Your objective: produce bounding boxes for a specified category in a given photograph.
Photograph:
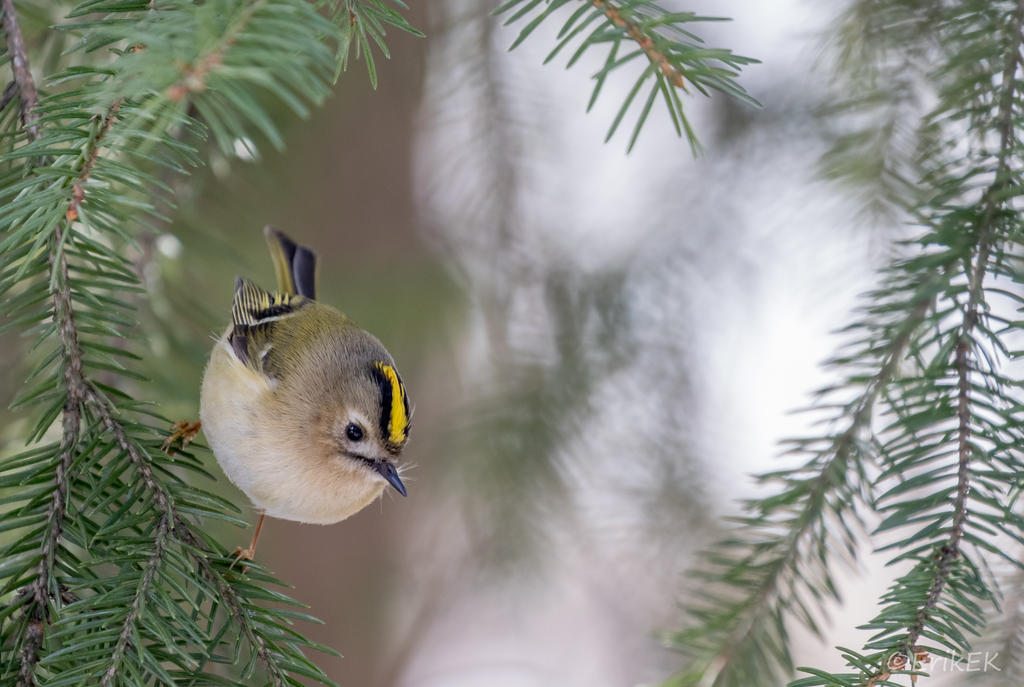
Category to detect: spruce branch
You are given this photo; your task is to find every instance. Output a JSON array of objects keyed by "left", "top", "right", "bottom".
[
  {"left": 164, "top": 0, "right": 261, "bottom": 103},
  {"left": 100, "top": 513, "right": 171, "bottom": 687},
  {"left": 2, "top": 13, "right": 132, "bottom": 679},
  {"left": 66, "top": 100, "right": 122, "bottom": 224},
  {"left": 497, "top": 0, "right": 758, "bottom": 152},
  {"left": 18, "top": 225, "right": 82, "bottom": 687},
  {"left": 333, "top": 0, "right": 423, "bottom": 89},
  {"left": 1, "top": 1, "right": 382, "bottom": 684},
  {"left": 864, "top": 3, "right": 1024, "bottom": 679},
  {"left": 1, "top": 80, "right": 18, "bottom": 112},
  {"left": 669, "top": 2, "right": 1024, "bottom": 684},
  {"left": 868, "top": 334, "right": 979, "bottom": 686},
  {"left": 665, "top": 288, "right": 938, "bottom": 687},
  {"left": 86, "top": 383, "right": 289, "bottom": 685},
  {"left": 969, "top": 0, "right": 1024, "bottom": 306},
  {"left": 817, "top": 0, "right": 939, "bottom": 224},
  {"left": 1, "top": 4, "right": 78, "bottom": 683},
  {"left": 589, "top": 0, "right": 685, "bottom": 88},
  {"left": 0, "top": 0, "right": 38, "bottom": 139},
  {"left": 782, "top": 2, "right": 1024, "bottom": 686}
]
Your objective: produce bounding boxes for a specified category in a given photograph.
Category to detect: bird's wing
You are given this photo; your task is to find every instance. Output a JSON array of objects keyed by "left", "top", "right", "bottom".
[
  {"left": 228, "top": 277, "right": 309, "bottom": 372},
  {"left": 264, "top": 226, "right": 317, "bottom": 299}
]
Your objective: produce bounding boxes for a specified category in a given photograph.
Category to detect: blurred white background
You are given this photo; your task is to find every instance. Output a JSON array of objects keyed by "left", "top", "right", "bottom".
[{"left": 392, "top": 2, "right": 891, "bottom": 685}]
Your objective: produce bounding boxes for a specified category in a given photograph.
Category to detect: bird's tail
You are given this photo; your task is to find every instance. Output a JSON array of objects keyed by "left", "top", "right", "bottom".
[{"left": 263, "top": 225, "right": 317, "bottom": 299}]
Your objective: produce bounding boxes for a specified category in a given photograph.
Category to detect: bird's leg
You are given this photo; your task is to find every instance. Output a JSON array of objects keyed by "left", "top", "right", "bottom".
[
  {"left": 161, "top": 420, "right": 202, "bottom": 455},
  {"left": 230, "top": 512, "right": 265, "bottom": 569}
]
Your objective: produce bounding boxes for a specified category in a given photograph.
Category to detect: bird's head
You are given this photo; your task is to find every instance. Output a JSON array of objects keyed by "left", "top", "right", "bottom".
[{"left": 325, "top": 359, "right": 411, "bottom": 497}]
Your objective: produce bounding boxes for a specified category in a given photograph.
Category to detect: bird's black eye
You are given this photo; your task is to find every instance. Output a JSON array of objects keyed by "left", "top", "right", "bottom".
[{"left": 346, "top": 423, "right": 364, "bottom": 442}]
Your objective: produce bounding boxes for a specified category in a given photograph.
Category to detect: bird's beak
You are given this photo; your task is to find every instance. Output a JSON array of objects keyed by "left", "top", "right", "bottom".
[{"left": 374, "top": 461, "right": 407, "bottom": 497}]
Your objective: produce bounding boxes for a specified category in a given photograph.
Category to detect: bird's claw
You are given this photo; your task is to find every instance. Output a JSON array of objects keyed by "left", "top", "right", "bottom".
[
  {"left": 162, "top": 420, "right": 202, "bottom": 455},
  {"left": 229, "top": 546, "right": 255, "bottom": 572}
]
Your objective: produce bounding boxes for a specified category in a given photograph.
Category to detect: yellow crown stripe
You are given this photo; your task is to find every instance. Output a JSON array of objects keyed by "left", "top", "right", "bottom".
[{"left": 376, "top": 362, "right": 408, "bottom": 444}]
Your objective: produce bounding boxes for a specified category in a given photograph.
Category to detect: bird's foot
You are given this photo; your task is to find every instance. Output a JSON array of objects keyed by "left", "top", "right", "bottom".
[
  {"left": 229, "top": 546, "right": 255, "bottom": 571},
  {"left": 228, "top": 512, "right": 265, "bottom": 571},
  {"left": 162, "top": 420, "right": 202, "bottom": 455}
]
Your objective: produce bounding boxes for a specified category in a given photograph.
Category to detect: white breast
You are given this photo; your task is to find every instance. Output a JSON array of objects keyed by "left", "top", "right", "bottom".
[{"left": 199, "top": 339, "right": 386, "bottom": 524}]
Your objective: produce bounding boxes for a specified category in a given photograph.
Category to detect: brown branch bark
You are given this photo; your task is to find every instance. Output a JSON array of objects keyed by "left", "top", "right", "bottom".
[
  {"left": 66, "top": 100, "right": 122, "bottom": 222},
  {"left": 1, "top": 0, "right": 39, "bottom": 138},
  {"left": 18, "top": 230, "right": 85, "bottom": 687}
]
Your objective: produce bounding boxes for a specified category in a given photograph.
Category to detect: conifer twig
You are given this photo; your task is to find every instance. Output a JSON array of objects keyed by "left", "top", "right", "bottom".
[
  {"left": 0, "top": 80, "right": 17, "bottom": 111},
  {"left": 86, "top": 387, "right": 287, "bottom": 685},
  {"left": 2, "top": 3, "right": 294, "bottom": 681},
  {"left": 1, "top": 0, "right": 39, "bottom": 139},
  {"left": 19, "top": 226, "right": 86, "bottom": 687},
  {"left": 590, "top": 0, "right": 686, "bottom": 89},
  {"left": 864, "top": 2, "right": 1024, "bottom": 681},
  {"left": 1, "top": 2, "right": 391, "bottom": 684},
  {"left": 1, "top": 3, "right": 80, "bottom": 684},
  {"left": 66, "top": 99, "right": 122, "bottom": 222},
  {"left": 908, "top": 0, "right": 1023, "bottom": 651},
  {"left": 166, "top": 0, "right": 263, "bottom": 101},
  {"left": 100, "top": 514, "right": 172, "bottom": 687},
  {"left": 686, "top": 290, "right": 936, "bottom": 685},
  {"left": 499, "top": 0, "right": 757, "bottom": 152}
]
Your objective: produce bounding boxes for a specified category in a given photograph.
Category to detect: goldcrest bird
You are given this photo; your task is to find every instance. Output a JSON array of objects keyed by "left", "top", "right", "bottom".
[{"left": 197, "top": 227, "right": 411, "bottom": 558}]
